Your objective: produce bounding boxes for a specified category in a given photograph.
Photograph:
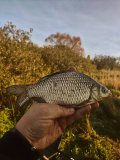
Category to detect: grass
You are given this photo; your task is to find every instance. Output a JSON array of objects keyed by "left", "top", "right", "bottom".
[{"left": 89, "top": 70, "right": 120, "bottom": 90}]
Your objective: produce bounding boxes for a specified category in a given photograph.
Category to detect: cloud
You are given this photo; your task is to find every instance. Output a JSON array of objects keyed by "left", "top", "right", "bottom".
[{"left": 0, "top": 0, "right": 120, "bottom": 57}]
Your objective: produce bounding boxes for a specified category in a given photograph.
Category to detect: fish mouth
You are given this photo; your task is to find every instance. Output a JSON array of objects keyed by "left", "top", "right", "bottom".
[
  {"left": 108, "top": 92, "right": 112, "bottom": 97},
  {"left": 103, "top": 92, "right": 112, "bottom": 99}
]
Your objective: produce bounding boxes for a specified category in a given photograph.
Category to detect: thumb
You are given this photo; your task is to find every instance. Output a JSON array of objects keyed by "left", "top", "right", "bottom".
[{"left": 50, "top": 104, "right": 75, "bottom": 118}]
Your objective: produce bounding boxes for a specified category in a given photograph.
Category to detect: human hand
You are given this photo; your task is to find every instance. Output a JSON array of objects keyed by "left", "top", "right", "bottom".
[{"left": 16, "top": 102, "right": 99, "bottom": 150}]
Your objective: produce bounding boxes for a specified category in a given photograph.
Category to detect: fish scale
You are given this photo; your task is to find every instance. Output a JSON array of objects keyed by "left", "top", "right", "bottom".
[
  {"left": 6, "top": 71, "right": 112, "bottom": 108},
  {"left": 29, "top": 72, "right": 94, "bottom": 105}
]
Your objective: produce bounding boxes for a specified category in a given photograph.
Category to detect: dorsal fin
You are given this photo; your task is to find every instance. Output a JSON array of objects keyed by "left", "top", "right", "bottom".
[
  {"left": 37, "top": 70, "right": 76, "bottom": 83},
  {"left": 67, "top": 67, "right": 76, "bottom": 72}
]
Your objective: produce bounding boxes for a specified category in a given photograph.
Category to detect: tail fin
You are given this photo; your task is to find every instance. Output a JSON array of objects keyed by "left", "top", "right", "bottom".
[
  {"left": 6, "top": 85, "right": 26, "bottom": 96},
  {"left": 6, "top": 85, "right": 29, "bottom": 108}
]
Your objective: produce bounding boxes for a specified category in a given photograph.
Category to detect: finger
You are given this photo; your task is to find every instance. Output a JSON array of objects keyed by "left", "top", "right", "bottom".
[
  {"left": 49, "top": 104, "right": 75, "bottom": 118},
  {"left": 67, "top": 105, "right": 91, "bottom": 124},
  {"left": 91, "top": 102, "right": 99, "bottom": 110},
  {"left": 60, "top": 105, "right": 91, "bottom": 127},
  {"left": 57, "top": 118, "right": 68, "bottom": 131},
  {"left": 74, "top": 105, "right": 91, "bottom": 120}
]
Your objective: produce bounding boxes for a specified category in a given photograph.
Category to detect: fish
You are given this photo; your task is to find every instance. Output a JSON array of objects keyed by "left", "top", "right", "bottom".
[{"left": 6, "top": 70, "right": 112, "bottom": 109}]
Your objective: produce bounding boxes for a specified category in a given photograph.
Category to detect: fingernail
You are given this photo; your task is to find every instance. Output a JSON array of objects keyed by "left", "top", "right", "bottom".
[
  {"left": 87, "top": 105, "right": 91, "bottom": 111},
  {"left": 68, "top": 108, "right": 75, "bottom": 113}
]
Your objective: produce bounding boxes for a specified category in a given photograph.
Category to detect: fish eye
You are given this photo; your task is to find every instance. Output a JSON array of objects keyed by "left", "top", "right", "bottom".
[{"left": 101, "top": 87, "right": 107, "bottom": 93}]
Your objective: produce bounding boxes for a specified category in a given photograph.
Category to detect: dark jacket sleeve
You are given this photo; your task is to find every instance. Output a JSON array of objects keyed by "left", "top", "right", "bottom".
[{"left": 0, "top": 128, "right": 41, "bottom": 160}]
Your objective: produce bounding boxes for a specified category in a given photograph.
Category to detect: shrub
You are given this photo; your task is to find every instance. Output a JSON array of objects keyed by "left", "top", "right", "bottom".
[
  {"left": 0, "top": 108, "right": 16, "bottom": 138},
  {"left": 60, "top": 126, "right": 118, "bottom": 160}
]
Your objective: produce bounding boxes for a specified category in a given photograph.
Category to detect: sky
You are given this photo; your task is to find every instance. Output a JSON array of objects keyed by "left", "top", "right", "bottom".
[{"left": 0, "top": 0, "right": 120, "bottom": 57}]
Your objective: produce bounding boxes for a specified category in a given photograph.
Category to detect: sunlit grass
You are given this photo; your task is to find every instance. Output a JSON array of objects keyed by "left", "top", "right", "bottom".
[{"left": 89, "top": 70, "right": 120, "bottom": 90}]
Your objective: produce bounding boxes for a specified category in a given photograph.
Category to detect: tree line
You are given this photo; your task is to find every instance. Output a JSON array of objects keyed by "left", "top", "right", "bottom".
[
  {"left": 93, "top": 55, "right": 120, "bottom": 70},
  {"left": 0, "top": 22, "right": 119, "bottom": 89}
]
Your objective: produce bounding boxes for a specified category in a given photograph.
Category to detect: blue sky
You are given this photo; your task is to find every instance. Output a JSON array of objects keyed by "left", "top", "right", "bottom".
[{"left": 0, "top": 0, "right": 120, "bottom": 57}]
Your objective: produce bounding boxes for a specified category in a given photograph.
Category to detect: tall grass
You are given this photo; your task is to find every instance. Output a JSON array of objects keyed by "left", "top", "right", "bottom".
[{"left": 89, "top": 70, "right": 120, "bottom": 90}]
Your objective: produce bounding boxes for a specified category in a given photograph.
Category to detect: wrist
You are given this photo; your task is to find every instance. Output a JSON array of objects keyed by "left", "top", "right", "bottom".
[
  {"left": 14, "top": 128, "right": 59, "bottom": 159},
  {"left": 16, "top": 123, "right": 46, "bottom": 152},
  {"left": 16, "top": 123, "right": 48, "bottom": 150},
  {"left": 1, "top": 128, "right": 43, "bottom": 160},
  {"left": 12, "top": 128, "right": 40, "bottom": 153},
  {"left": 15, "top": 124, "right": 36, "bottom": 147}
]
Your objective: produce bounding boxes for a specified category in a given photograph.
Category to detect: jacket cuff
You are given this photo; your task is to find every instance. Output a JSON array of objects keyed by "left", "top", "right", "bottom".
[{"left": 0, "top": 128, "right": 42, "bottom": 160}]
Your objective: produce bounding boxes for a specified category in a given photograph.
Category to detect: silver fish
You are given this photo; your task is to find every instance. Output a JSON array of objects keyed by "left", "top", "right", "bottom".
[{"left": 6, "top": 71, "right": 112, "bottom": 108}]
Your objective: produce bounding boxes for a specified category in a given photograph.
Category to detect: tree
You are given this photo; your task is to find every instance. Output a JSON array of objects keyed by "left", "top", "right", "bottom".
[
  {"left": 93, "top": 55, "right": 117, "bottom": 70},
  {"left": 45, "top": 32, "right": 84, "bottom": 56},
  {"left": 115, "top": 57, "right": 120, "bottom": 70},
  {"left": 0, "top": 22, "right": 44, "bottom": 86},
  {"left": 40, "top": 45, "right": 96, "bottom": 73},
  {"left": 2, "top": 22, "right": 33, "bottom": 42}
]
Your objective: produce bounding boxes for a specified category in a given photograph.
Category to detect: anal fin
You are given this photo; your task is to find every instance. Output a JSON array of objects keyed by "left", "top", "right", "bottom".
[{"left": 16, "top": 92, "right": 29, "bottom": 109}]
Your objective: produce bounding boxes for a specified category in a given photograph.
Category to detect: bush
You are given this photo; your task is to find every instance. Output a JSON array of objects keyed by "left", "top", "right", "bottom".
[
  {"left": 60, "top": 126, "right": 118, "bottom": 160},
  {"left": 0, "top": 108, "right": 16, "bottom": 138}
]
